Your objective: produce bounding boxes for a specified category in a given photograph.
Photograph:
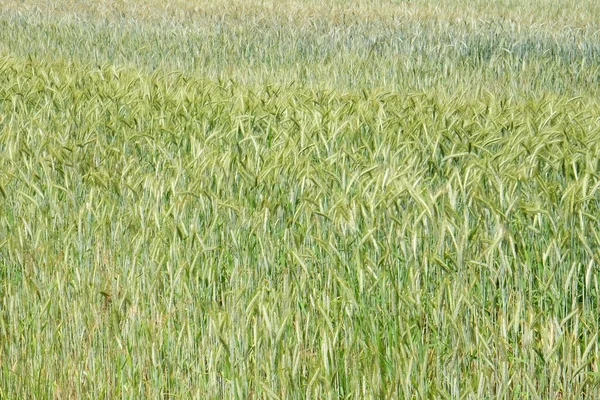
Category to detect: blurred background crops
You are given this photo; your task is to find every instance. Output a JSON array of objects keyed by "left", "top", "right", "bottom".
[
  {"left": 1, "top": 0, "right": 600, "bottom": 398},
  {"left": 2, "top": 0, "right": 600, "bottom": 94}
]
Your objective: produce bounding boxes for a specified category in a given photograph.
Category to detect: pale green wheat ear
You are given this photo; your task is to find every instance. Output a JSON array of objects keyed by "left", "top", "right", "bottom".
[{"left": 1, "top": 0, "right": 600, "bottom": 398}]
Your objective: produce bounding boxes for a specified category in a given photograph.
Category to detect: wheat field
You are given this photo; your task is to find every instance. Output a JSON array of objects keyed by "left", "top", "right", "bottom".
[{"left": 1, "top": 0, "right": 600, "bottom": 398}]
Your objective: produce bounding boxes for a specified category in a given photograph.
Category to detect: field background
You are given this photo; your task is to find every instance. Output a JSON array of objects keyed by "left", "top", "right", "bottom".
[{"left": 1, "top": 0, "right": 600, "bottom": 398}]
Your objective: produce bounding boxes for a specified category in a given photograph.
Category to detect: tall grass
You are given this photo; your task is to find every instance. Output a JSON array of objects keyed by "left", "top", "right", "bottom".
[{"left": 1, "top": 0, "right": 600, "bottom": 398}]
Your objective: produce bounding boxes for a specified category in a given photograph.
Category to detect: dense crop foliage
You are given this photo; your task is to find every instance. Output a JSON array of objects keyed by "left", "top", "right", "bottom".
[{"left": 1, "top": 0, "right": 600, "bottom": 398}]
